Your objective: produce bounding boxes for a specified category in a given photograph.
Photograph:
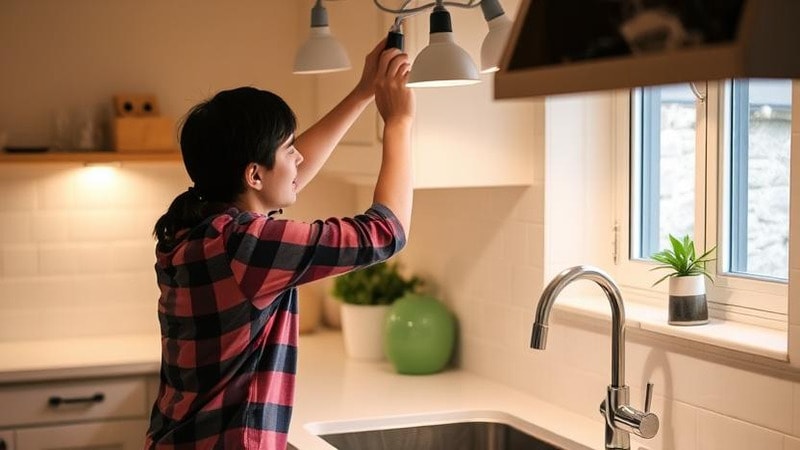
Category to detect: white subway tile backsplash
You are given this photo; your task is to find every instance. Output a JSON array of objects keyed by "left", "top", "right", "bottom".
[
  {"left": 0, "top": 277, "right": 76, "bottom": 312},
  {"left": 110, "top": 241, "right": 156, "bottom": 272},
  {"left": 74, "top": 244, "right": 114, "bottom": 275},
  {"left": 510, "top": 265, "right": 544, "bottom": 310},
  {"left": 115, "top": 210, "right": 162, "bottom": 241},
  {"left": 38, "top": 244, "right": 77, "bottom": 276},
  {"left": 69, "top": 210, "right": 127, "bottom": 241},
  {"left": 546, "top": 320, "right": 612, "bottom": 379},
  {"left": 1, "top": 245, "right": 37, "bottom": 277},
  {"left": 0, "top": 164, "right": 354, "bottom": 342},
  {"left": 509, "top": 184, "right": 544, "bottom": 224},
  {"left": 32, "top": 211, "right": 72, "bottom": 243},
  {"left": 503, "top": 221, "right": 527, "bottom": 267},
  {"left": 0, "top": 212, "right": 33, "bottom": 244},
  {"left": 72, "top": 273, "right": 158, "bottom": 307},
  {"left": 697, "top": 410, "right": 784, "bottom": 450},
  {"left": 35, "top": 168, "right": 75, "bottom": 210},
  {"left": 663, "top": 352, "right": 794, "bottom": 433},
  {"left": 0, "top": 177, "right": 36, "bottom": 211},
  {"left": 526, "top": 223, "right": 545, "bottom": 267},
  {"left": 786, "top": 435, "right": 800, "bottom": 450},
  {"left": 793, "top": 381, "right": 800, "bottom": 437},
  {"left": 630, "top": 396, "right": 697, "bottom": 450}
]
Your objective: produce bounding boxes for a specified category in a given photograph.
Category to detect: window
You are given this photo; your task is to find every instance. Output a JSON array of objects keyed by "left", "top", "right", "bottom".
[
  {"left": 630, "top": 84, "right": 697, "bottom": 261},
  {"left": 616, "top": 79, "right": 792, "bottom": 321},
  {"left": 725, "top": 79, "right": 792, "bottom": 281}
]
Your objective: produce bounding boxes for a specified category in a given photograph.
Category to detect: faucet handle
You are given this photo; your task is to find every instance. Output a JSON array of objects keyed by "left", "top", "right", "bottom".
[{"left": 644, "top": 382, "right": 654, "bottom": 413}]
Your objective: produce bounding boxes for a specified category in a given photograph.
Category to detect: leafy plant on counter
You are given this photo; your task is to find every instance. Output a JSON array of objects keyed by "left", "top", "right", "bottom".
[
  {"left": 332, "top": 261, "right": 422, "bottom": 306},
  {"left": 650, "top": 234, "right": 716, "bottom": 286}
]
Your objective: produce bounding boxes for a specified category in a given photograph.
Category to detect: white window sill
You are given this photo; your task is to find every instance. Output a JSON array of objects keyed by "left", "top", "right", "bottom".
[{"left": 552, "top": 294, "right": 788, "bottom": 362}]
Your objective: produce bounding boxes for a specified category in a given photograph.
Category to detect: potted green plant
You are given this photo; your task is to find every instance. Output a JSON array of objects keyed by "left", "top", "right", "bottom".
[
  {"left": 332, "top": 261, "right": 421, "bottom": 360},
  {"left": 650, "top": 234, "right": 716, "bottom": 326}
]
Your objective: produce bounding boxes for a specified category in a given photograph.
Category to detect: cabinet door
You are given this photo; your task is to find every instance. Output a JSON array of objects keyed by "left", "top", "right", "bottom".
[
  {"left": 15, "top": 419, "right": 147, "bottom": 450},
  {"left": 0, "top": 377, "right": 147, "bottom": 429}
]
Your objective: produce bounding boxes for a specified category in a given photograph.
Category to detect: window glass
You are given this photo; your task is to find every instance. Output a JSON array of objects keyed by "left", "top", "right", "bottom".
[
  {"left": 632, "top": 84, "right": 696, "bottom": 260},
  {"left": 727, "top": 79, "right": 791, "bottom": 280}
]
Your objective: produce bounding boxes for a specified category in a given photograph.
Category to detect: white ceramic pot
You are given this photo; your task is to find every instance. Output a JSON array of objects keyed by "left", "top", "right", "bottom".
[
  {"left": 668, "top": 275, "right": 708, "bottom": 326},
  {"left": 297, "top": 284, "right": 322, "bottom": 335},
  {"left": 340, "top": 303, "right": 391, "bottom": 360},
  {"left": 322, "top": 294, "right": 342, "bottom": 329}
]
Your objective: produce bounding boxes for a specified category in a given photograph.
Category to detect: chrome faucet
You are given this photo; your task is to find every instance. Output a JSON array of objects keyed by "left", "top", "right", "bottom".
[{"left": 530, "top": 265, "right": 659, "bottom": 449}]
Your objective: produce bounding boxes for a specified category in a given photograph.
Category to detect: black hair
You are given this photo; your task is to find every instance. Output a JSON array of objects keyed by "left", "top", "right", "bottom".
[{"left": 153, "top": 87, "right": 297, "bottom": 249}]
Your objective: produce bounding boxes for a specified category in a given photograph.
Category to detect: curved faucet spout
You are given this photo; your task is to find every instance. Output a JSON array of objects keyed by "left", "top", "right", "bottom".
[{"left": 530, "top": 265, "right": 626, "bottom": 388}]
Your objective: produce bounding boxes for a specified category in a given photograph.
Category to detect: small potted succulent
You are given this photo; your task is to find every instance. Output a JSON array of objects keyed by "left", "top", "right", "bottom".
[
  {"left": 651, "top": 234, "right": 716, "bottom": 326},
  {"left": 332, "top": 261, "right": 421, "bottom": 360}
]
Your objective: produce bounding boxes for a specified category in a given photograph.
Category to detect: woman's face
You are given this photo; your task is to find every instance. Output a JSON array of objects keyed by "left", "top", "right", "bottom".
[{"left": 259, "top": 134, "right": 303, "bottom": 209}]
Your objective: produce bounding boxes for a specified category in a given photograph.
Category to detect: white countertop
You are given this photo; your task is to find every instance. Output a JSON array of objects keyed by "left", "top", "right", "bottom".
[
  {"left": 0, "top": 334, "right": 161, "bottom": 384},
  {"left": 0, "top": 330, "right": 603, "bottom": 449},
  {"left": 291, "top": 330, "right": 601, "bottom": 450}
]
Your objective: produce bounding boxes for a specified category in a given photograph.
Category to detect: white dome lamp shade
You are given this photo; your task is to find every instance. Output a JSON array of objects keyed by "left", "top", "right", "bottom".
[
  {"left": 407, "top": 5, "right": 480, "bottom": 88},
  {"left": 479, "top": 0, "right": 513, "bottom": 73},
  {"left": 294, "top": 0, "right": 351, "bottom": 75}
]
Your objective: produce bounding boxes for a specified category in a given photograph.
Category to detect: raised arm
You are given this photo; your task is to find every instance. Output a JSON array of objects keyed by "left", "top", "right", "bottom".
[
  {"left": 372, "top": 49, "right": 414, "bottom": 236},
  {"left": 293, "top": 39, "right": 387, "bottom": 191}
]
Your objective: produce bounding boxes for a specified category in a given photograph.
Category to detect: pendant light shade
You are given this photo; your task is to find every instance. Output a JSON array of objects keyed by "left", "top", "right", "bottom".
[
  {"left": 407, "top": 6, "right": 480, "bottom": 88},
  {"left": 294, "top": 1, "right": 350, "bottom": 74},
  {"left": 478, "top": 0, "right": 512, "bottom": 73},
  {"left": 480, "top": 15, "right": 512, "bottom": 73}
]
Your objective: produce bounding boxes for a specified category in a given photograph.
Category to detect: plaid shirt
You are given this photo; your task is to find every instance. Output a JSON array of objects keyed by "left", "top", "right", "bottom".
[{"left": 145, "top": 204, "right": 405, "bottom": 449}]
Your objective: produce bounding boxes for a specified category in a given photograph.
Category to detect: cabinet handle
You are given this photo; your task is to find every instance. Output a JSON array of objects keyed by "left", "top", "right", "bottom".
[{"left": 48, "top": 392, "right": 105, "bottom": 407}]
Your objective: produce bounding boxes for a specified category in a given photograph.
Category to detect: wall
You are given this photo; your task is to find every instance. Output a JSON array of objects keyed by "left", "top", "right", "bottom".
[
  {"left": 0, "top": 0, "right": 314, "bottom": 148},
  {"left": 0, "top": 0, "right": 359, "bottom": 342},
  {"left": 0, "top": 163, "right": 356, "bottom": 342},
  {"left": 400, "top": 92, "right": 800, "bottom": 450}
]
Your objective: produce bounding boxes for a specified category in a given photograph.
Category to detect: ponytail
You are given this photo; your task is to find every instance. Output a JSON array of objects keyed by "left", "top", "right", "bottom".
[{"left": 152, "top": 188, "right": 227, "bottom": 250}]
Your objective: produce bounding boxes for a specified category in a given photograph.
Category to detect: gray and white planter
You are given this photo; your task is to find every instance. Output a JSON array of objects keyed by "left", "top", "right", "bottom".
[{"left": 668, "top": 275, "right": 709, "bottom": 326}]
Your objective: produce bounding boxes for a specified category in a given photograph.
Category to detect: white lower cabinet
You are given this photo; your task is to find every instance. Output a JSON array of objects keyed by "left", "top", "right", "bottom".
[
  {"left": 15, "top": 419, "right": 147, "bottom": 450},
  {"left": 0, "top": 375, "right": 156, "bottom": 450}
]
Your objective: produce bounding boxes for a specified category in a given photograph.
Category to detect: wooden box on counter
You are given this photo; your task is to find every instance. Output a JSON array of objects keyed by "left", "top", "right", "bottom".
[{"left": 112, "top": 117, "right": 177, "bottom": 152}]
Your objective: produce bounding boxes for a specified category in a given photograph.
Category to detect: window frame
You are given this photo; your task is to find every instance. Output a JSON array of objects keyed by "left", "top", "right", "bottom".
[{"left": 612, "top": 80, "right": 789, "bottom": 326}]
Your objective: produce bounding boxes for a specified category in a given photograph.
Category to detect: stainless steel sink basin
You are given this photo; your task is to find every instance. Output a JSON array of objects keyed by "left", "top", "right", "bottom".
[{"left": 319, "top": 420, "right": 565, "bottom": 450}]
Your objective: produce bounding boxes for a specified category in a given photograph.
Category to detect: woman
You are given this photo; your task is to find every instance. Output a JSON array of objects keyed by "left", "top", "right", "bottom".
[{"left": 145, "top": 40, "right": 414, "bottom": 449}]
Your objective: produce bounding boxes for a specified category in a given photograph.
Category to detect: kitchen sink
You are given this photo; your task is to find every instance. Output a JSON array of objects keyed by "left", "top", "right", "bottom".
[
  {"left": 305, "top": 410, "right": 579, "bottom": 450},
  {"left": 319, "top": 420, "right": 564, "bottom": 450}
]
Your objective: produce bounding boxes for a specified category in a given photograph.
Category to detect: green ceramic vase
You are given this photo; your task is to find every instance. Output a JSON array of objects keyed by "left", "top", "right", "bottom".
[{"left": 384, "top": 293, "right": 456, "bottom": 375}]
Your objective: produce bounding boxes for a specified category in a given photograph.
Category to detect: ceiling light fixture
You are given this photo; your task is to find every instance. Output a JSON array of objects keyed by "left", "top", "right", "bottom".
[
  {"left": 478, "top": 0, "right": 513, "bottom": 72},
  {"left": 294, "top": 0, "right": 351, "bottom": 74},
  {"left": 374, "top": 0, "right": 513, "bottom": 87},
  {"left": 293, "top": 0, "right": 513, "bottom": 88},
  {"left": 406, "top": 3, "right": 480, "bottom": 87}
]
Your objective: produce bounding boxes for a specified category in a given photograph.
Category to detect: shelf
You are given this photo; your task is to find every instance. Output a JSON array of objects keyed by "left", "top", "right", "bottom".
[{"left": 0, "top": 150, "right": 182, "bottom": 164}]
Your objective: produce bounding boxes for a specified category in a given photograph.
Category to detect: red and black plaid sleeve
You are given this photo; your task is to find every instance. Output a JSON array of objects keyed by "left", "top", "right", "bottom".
[{"left": 145, "top": 204, "right": 405, "bottom": 449}]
